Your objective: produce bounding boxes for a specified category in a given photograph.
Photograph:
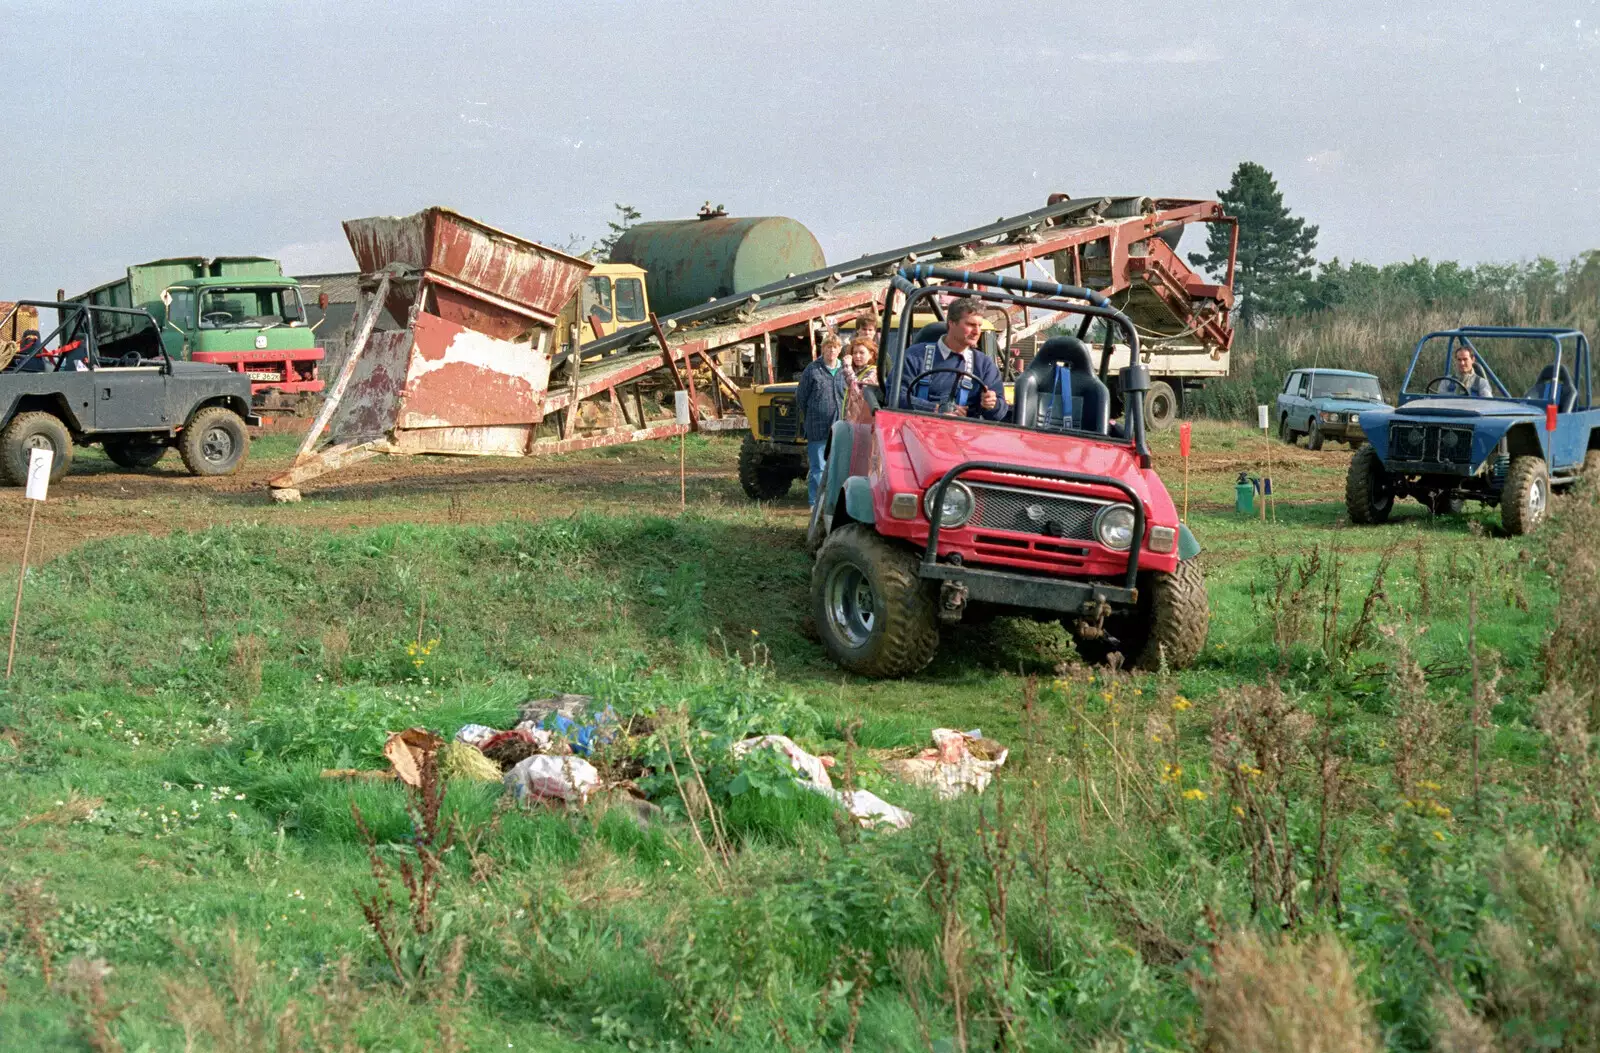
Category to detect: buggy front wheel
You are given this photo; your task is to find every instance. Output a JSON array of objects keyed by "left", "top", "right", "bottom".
[{"left": 811, "top": 524, "right": 938, "bottom": 677}]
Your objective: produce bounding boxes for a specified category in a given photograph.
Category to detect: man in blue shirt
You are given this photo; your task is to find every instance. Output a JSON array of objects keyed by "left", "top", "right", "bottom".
[
  {"left": 898, "top": 298, "right": 1007, "bottom": 420},
  {"left": 796, "top": 334, "right": 848, "bottom": 505}
]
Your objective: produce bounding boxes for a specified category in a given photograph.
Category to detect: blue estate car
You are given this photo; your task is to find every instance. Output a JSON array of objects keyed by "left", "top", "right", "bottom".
[
  {"left": 1345, "top": 326, "right": 1600, "bottom": 535},
  {"left": 1277, "top": 368, "right": 1389, "bottom": 450}
]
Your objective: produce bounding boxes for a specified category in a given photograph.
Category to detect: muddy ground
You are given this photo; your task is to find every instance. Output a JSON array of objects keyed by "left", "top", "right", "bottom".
[{"left": 0, "top": 421, "right": 1354, "bottom": 566}]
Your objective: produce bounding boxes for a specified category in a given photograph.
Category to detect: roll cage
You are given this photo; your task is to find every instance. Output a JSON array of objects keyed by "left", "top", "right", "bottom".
[
  {"left": 1399, "top": 326, "right": 1593, "bottom": 408},
  {"left": 879, "top": 265, "right": 1151, "bottom": 463},
  {"left": 0, "top": 300, "right": 169, "bottom": 372}
]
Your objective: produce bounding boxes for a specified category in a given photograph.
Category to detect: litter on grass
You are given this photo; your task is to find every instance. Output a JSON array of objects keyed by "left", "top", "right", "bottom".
[
  {"left": 382, "top": 728, "right": 445, "bottom": 788},
  {"left": 441, "top": 740, "right": 502, "bottom": 782},
  {"left": 734, "top": 734, "right": 914, "bottom": 830},
  {"left": 880, "top": 728, "right": 1008, "bottom": 800},
  {"left": 505, "top": 753, "right": 600, "bottom": 804},
  {"left": 517, "top": 693, "right": 621, "bottom": 756}
]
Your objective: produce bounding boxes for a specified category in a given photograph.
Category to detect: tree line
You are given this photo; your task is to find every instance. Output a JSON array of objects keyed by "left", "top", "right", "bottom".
[{"left": 1190, "top": 162, "right": 1600, "bottom": 327}]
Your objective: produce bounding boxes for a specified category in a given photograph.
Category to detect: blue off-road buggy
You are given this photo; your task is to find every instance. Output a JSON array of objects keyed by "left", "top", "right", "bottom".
[{"left": 1345, "top": 326, "right": 1600, "bottom": 535}]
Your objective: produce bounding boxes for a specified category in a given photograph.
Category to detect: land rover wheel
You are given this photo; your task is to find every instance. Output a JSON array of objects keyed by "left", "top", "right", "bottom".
[
  {"left": 1144, "top": 381, "right": 1178, "bottom": 431},
  {"left": 1130, "top": 558, "right": 1209, "bottom": 671},
  {"left": 103, "top": 438, "right": 167, "bottom": 470},
  {"left": 738, "top": 434, "right": 795, "bottom": 500},
  {"left": 179, "top": 406, "right": 249, "bottom": 477},
  {"left": 1345, "top": 444, "right": 1393, "bottom": 524},
  {"left": 1501, "top": 456, "right": 1549, "bottom": 536},
  {"left": 0, "top": 412, "right": 72, "bottom": 486},
  {"left": 1306, "top": 418, "right": 1325, "bottom": 451},
  {"left": 811, "top": 524, "right": 939, "bottom": 677},
  {"left": 1278, "top": 414, "right": 1298, "bottom": 446}
]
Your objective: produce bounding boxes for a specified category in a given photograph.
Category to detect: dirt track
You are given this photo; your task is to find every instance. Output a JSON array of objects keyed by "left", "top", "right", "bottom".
[{"left": 0, "top": 421, "right": 1353, "bottom": 566}]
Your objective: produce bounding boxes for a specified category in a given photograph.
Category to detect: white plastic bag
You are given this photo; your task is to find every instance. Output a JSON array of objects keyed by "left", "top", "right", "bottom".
[{"left": 504, "top": 754, "right": 599, "bottom": 804}]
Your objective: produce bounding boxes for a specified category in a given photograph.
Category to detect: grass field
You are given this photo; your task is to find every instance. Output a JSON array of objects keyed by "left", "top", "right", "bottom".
[{"left": 0, "top": 422, "right": 1594, "bottom": 1051}]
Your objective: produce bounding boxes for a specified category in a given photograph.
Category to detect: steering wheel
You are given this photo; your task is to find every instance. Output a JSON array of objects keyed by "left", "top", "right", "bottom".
[
  {"left": 203, "top": 311, "right": 234, "bottom": 326},
  {"left": 907, "top": 367, "right": 987, "bottom": 414},
  {"left": 117, "top": 351, "right": 142, "bottom": 367},
  {"left": 1423, "top": 376, "right": 1467, "bottom": 395}
]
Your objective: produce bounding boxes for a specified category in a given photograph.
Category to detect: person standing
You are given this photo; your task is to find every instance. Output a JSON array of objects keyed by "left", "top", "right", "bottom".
[
  {"left": 847, "top": 338, "right": 878, "bottom": 388},
  {"left": 796, "top": 334, "right": 847, "bottom": 505}
]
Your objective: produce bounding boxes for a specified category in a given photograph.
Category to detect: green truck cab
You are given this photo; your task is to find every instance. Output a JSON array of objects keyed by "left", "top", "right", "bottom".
[{"left": 72, "top": 257, "right": 325, "bottom": 407}]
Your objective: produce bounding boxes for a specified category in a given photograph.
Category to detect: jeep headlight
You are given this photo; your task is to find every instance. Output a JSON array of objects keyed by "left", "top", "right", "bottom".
[
  {"left": 924, "top": 481, "right": 974, "bottom": 528},
  {"left": 1094, "top": 504, "right": 1137, "bottom": 551},
  {"left": 1321, "top": 411, "right": 1341, "bottom": 422}
]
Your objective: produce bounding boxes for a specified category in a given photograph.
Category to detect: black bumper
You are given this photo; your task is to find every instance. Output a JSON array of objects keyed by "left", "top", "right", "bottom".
[{"left": 919, "top": 562, "right": 1138, "bottom": 615}]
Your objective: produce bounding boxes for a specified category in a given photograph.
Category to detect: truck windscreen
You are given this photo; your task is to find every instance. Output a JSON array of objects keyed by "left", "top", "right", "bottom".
[{"left": 198, "top": 287, "right": 305, "bottom": 329}]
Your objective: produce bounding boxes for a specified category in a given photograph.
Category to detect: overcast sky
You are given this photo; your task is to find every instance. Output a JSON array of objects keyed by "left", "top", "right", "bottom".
[{"left": 3, "top": 0, "right": 1597, "bottom": 299}]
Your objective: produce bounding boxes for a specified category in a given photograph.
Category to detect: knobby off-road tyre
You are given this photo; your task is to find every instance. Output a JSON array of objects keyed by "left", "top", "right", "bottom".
[
  {"left": 103, "top": 438, "right": 167, "bottom": 470},
  {"left": 1306, "top": 418, "right": 1325, "bottom": 451},
  {"left": 0, "top": 412, "right": 72, "bottom": 486},
  {"left": 1144, "top": 381, "right": 1178, "bottom": 431},
  {"left": 1345, "top": 444, "right": 1394, "bottom": 524},
  {"left": 811, "top": 523, "right": 939, "bottom": 678},
  {"left": 737, "top": 434, "right": 796, "bottom": 500},
  {"left": 1130, "top": 557, "right": 1209, "bottom": 671},
  {"left": 179, "top": 406, "right": 249, "bottom": 477},
  {"left": 1500, "top": 455, "right": 1550, "bottom": 536},
  {"left": 1278, "top": 414, "right": 1298, "bottom": 446}
]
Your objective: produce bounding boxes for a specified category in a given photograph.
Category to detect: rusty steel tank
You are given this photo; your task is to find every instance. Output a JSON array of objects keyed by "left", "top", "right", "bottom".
[{"left": 609, "top": 210, "right": 825, "bottom": 316}]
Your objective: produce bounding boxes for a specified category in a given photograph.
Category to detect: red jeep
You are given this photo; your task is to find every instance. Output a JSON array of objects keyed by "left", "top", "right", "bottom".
[{"left": 807, "top": 266, "right": 1207, "bottom": 677}]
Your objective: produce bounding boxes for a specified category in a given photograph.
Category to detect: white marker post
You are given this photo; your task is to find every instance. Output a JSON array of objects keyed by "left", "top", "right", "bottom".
[
  {"left": 8, "top": 447, "right": 51, "bottom": 678},
  {"left": 1256, "top": 403, "right": 1274, "bottom": 523},
  {"left": 674, "top": 390, "right": 691, "bottom": 511}
]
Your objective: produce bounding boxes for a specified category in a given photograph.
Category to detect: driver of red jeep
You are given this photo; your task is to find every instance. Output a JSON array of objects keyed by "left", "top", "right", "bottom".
[{"left": 898, "top": 298, "right": 1007, "bottom": 420}]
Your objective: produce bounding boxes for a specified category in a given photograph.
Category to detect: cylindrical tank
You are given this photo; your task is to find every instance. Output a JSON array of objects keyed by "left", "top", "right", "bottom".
[{"left": 610, "top": 215, "right": 825, "bottom": 316}]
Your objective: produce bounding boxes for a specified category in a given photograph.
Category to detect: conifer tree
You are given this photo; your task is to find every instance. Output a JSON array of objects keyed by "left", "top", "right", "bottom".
[{"left": 1190, "top": 162, "right": 1318, "bottom": 326}]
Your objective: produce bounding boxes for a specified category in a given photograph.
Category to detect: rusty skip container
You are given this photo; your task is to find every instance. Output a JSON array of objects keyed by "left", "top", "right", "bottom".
[
  {"left": 610, "top": 214, "right": 825, "bottom": 316},
  {"left": 343, "top": 207, "right": 592, "bottom": 339},
  {"left": 332, "top": 207, "right": 594, "bottom": 437}
]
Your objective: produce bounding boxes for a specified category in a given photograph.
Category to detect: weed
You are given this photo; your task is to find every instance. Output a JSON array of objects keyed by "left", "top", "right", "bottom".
[
  {"left": 3, "top": 876, "right": 56, "bottom": 990},
  {"left": 351, "top": 740, "right": 457, "bottom": 990},
  {"left": 62, "top": 956, "right": 128, "bottom": 1053},
  {"left": 1195, "top": 929, "right": 1379, "bottom": 1053},
  {"left": 231, "top": 632, "right": 266, "bottom": 705},
  {"left": 1479, "top": 840, "right": 1600, "bottom": 1047}
]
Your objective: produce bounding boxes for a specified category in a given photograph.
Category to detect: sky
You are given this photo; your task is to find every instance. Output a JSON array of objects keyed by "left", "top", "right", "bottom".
[{"left": 3, "top": 0, "right": 1598, "bottom": 299}]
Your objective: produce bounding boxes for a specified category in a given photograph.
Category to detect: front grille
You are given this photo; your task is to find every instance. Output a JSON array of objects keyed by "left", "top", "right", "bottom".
[
  {"left": 1389, "top": 423, "right": 1473, "bottom": 465},
  {"left": 769, "top": 396, "right": 799, "bottom": 442},
  {"left": 969, "top": 483, "right": 1105, "bottom": 541}
]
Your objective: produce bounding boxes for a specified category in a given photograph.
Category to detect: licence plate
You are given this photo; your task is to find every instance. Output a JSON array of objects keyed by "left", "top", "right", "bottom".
[{"left": 246, "top": 371, "right": 283, "bottom": 382}]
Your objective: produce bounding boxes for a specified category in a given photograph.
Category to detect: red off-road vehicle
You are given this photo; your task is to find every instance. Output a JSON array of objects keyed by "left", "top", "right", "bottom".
[{"left": 807, "top": 266, "right": 1208, "bottom": 677}]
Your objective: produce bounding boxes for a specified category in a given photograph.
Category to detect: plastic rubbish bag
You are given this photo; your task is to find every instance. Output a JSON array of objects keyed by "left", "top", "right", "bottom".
[
  {"left": 454, "top": 724, "right": 499, "bottom": 747},
  {"left": 504, "top": 753, "right": 599, "bottom": 804},
  {"left": 882, "top": 728, "right": 1009, "bottom": 799},
  {"left": 517, "top": 693, "right": 620, "bottom": 756},
  {"left": 732, "top": 735, "right": 834, "bottom": 789},
  {"left": 733, "top": 734, "right": 912, "bottom": 829}
]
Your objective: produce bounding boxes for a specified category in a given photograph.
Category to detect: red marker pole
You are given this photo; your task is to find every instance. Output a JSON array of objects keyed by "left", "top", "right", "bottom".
[{"left": 1179, "top": 421, "right": 1192, "bottom": 523}]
